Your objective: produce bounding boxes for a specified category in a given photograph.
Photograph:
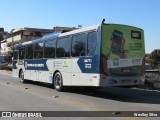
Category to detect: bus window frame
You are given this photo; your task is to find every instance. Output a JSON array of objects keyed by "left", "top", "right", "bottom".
[
  {"left": 56, "top": 36, "right": 71, "bottom": 59},
  {"left": 20, "top": 30, "right": 98, "bottom": 61},
  {"left": 71, "top": 33, "right": 87, "bottom": 58},
  {"left": 13, "top": 49, "right": 19, "bottom": 60},
  {"left": 34, "top": 42, "right": 44, "bottom": 59},
  {"left": 87, "top": 31, "right": 98, "bottom": 57},
  {"left": 43, "top": 39, "right": 56, "bottom": 59},
  {"left": 25, "top": 44, "right": 34, "bottom": 60},
  {"left": 19, "top": 46, "right": 26, "bottom": 60}
]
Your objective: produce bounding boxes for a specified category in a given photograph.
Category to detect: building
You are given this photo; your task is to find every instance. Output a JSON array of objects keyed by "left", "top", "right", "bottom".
[
  {"left": 0, "top": 39, "right": 12, "bottom": 56},
  {"left": 0, "top": 27, "right": 10, "bottom": 41},
  {"left": 6, "top": 27, "right": 54, "bottom": 47},
  {"left": 1, "top": 27, "right": 54, "bottom": 65},
  {"left": 1, "top": 26, "right": 78, "bottom": 65},
  {"left": 0, "top": 28, "right": 11, "bottom": 65}
]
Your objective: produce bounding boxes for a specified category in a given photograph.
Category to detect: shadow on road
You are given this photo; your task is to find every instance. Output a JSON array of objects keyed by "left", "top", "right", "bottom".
[
  {"left": 64, "top": 86, "right": 160, "bottom": 105},
  {"left": 24, "top": 80, "right": 160, "bottom": 105}
]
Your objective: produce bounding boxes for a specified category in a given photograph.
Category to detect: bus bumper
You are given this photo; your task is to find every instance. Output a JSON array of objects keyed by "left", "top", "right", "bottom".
[{"left": 100, "top": 75, "right": 145, "bottom": 87}]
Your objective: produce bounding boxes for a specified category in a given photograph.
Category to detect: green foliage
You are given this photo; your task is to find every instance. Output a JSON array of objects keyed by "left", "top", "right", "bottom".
[
  {"left": 145, "top": 53, "right": 151, "bottom": 64},
  {"left": 150, "top": 49, "right": 160, "bottom": 69},
  {"left": 0, "top": 66, "right": 12, "bottom": 71}
]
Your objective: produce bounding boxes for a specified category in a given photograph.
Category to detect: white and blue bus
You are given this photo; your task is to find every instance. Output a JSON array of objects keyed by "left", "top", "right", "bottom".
[{"left": 12, "top": 22, "right": 145, "bottom": 91}]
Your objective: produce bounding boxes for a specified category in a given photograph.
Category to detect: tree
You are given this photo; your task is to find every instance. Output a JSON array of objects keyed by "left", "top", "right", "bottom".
[
  {"left": 145, "top": 53, "right": 151, "bottom": 64},
  {"left": 150, "top": 49, "right": 160, "bottom": 69}
]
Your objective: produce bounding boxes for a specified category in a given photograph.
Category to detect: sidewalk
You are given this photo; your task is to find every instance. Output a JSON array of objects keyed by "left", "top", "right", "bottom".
[{"left": 0, "top": 70, "right": 12, "bottom": 76}]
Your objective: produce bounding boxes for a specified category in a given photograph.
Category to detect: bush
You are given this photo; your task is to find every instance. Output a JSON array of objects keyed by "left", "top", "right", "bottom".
[{"left": 0, "top": 66, "right": 12, "bottom": 71}]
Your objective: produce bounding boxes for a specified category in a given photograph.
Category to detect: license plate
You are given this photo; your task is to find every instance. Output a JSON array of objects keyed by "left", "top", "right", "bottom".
[{"left": 121, "top": 79, "right": 132, "bottom": 83}]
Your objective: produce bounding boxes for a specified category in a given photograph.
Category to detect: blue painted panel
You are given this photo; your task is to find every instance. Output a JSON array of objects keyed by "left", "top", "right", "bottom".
[
  {"left": 77, "top": 55, "right": 100, "bottom": 73},
  {"left": 24, "top": 59, "right": 49, "bottom": 71}
]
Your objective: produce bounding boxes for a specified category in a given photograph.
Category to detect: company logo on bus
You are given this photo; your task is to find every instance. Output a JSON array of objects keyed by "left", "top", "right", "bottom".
[
  {"left": 77, "top": 57, "right": 99, "bottom": 73},
  {"left": 84, "top": 59, "right": 92, "bottom": 68}
]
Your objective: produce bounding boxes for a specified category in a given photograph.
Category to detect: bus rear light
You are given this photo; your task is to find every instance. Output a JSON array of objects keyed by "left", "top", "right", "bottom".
[
  {"left": 101, "top": 54, "right": 107, "bottom": 76},
  {"left": 140, "top": 57, "right": 145, "bottom": 75}
]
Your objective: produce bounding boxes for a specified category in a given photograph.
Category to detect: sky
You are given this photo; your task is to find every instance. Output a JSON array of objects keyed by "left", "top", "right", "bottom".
[{"left": 0, "top": 0, "right": 160, "bottom": 53}]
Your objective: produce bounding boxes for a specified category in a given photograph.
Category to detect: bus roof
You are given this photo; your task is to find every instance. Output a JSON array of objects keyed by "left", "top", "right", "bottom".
[
  {"left": 21, "top": 24, "right": 100, "bottom": 45},
  {"left": 15, "top": 23, "right": 143, "bottom": 46},
  {"left": 59, "top": 24, "right": 100, "bottom": 37},
  {"left": 22, "top": 30, "right": 62, "bottom": 45}
]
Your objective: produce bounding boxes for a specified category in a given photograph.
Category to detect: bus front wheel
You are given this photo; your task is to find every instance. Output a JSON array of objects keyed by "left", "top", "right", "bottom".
[{"left": 54, "top": 72, "right": 63, "bottom": 92}]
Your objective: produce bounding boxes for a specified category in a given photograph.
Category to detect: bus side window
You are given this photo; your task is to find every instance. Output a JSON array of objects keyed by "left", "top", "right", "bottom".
[
  {"left": 87, "top": 31, "right": 97, "bottom": 56},
  {"left": 44, "top": 40, "right": 56, "bottom": 58},
  {"left": 13, "top": 49, "right": 19, "bottom": 60},
  {"left": 56, "top": 37, "right": 71, "bottom": 58},
  {"left": 26, "top": 44, "right": 34, "bottom": 59},
  {"left": 19, "top": 46, "right": 25, "bottom": 59},
  {"left": 72, "top": 33, "right": 86, "bottom": 57},
  {"left": 34, "top": 42, "right": 43, "bottom": 59}
]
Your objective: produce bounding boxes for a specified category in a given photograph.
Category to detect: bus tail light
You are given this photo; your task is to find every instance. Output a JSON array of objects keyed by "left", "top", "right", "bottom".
[
  {"left": 141, "top": 57, "right": 145, "bottom": 76},
  {"left": 101, "top": 54, "right": 107, "bottom": 76}
]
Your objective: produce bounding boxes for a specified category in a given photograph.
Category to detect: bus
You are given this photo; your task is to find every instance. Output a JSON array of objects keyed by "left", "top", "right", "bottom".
[{"left": 12, "top": 22, "right": 145, "bottom": 91}]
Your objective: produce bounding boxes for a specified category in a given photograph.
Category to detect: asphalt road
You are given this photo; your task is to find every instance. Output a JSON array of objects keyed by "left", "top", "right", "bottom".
[{"left": 0, "top": 72, "right": 160, "bottom": 120}]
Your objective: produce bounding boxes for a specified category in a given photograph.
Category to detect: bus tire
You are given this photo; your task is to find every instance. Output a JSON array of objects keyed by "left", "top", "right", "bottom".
[
  {"left": 54, "top": 72, "right": 63, "bottom": 92},
  {"left": 20, "top": 70, "right": 26, "bottom": 83}
]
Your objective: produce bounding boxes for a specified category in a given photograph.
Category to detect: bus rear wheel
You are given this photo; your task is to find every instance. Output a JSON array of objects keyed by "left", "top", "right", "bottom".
[
  {"left": 20, "top": 70, "right": 26, "bottom": 83},
  {"left": 54, "top": 72, "right": 63, "bottom": 92}
]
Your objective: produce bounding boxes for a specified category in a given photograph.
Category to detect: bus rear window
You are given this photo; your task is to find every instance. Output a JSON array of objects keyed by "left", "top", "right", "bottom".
[{"left": 131, "top": 30, "right": 141, "bottom": 39}]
